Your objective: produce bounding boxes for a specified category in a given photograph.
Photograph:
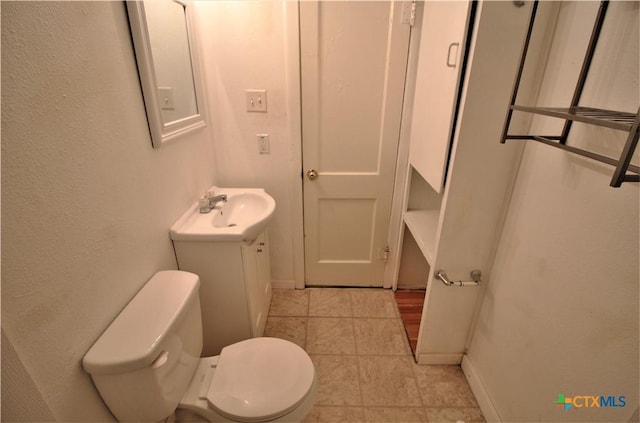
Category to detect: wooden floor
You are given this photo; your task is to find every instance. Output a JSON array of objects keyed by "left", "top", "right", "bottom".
[{"left": 394, "top": 289, "right": 426, "bottom": 355}]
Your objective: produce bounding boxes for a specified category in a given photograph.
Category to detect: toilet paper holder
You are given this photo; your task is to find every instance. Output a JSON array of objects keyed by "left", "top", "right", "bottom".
[{"left": 435, "top": 270, "right": 482, "bottom": 287}]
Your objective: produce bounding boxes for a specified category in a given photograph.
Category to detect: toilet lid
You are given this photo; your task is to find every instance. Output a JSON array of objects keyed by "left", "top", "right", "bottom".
[{"left": 206, "top": 337, "right": 315, "bottom": 422}]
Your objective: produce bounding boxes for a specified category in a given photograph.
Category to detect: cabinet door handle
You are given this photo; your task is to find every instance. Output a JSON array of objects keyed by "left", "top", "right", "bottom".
[
  {"left": 447, "top": 42, "right": 459, "bottom": 68},
  {"left": 257, "top": 249, "right": 263, "bottom": 253}
]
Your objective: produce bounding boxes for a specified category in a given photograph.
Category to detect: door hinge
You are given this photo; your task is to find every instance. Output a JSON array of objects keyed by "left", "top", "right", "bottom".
[
  {"left": 410, "top": 2, "right": 416, "bottom": 26},
  {"left": 383, "top": 246, "right": 390, "bottom": 263},
  {"left": 401, "top": 2, "right": 416, "bottom": 26}
]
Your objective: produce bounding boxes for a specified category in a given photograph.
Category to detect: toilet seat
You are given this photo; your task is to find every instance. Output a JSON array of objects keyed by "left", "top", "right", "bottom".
[{"left": 206, "top": 337, "right": 315, "bottom": 422}]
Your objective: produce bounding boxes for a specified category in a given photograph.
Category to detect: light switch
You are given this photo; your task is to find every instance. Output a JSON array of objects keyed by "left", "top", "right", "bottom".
[
  {"left": 257, "top": 134, "right": 270, "bottom": 154},
  {"left": 246, "top": 89, "right": 267, "bottom": 112},
  {"left": 158, "top": 87, "right": 175, "bottom": 110}
]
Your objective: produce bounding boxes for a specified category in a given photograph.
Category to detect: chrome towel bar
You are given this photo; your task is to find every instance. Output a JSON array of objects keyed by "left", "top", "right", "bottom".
[{"left": 435, "top": 270, "right": 482, "bottom": 287}]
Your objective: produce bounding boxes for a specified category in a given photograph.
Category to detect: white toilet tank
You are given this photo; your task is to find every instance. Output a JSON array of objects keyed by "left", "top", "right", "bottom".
[{"left": 83, "top": 271, "right": 203, "bottom": 422}]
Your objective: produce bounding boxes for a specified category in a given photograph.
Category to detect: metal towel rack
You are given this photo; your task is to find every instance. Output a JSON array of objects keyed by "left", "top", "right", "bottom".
[
  {"left": 501, "top": 0, "right": 639, "bottom": 187},
  {"left": 435, "top": 270, "right": 482, "bottom": 287}
]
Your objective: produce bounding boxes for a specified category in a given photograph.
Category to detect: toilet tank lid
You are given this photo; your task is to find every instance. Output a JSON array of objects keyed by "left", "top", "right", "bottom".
[{"left": 82, "top": 271, "right": 200, "bottom": 375}]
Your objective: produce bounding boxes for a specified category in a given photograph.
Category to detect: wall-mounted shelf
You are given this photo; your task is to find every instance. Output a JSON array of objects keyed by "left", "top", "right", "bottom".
[
  {"left": 401, "top": 167, "right": 442, "bottom": 265},
  {"left": 403, "top": 209, "right": 439, "bottom": 264},
  {"left": 501, "top": 1, "right": 640, "bottom": 187},
  {"left": 510, "top": 106, "right": 637, "bottom": 132}
]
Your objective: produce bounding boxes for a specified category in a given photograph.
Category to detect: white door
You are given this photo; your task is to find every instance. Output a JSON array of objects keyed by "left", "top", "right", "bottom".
[{"left": 300, "top": 1, "right": 411, "bottom": 286}]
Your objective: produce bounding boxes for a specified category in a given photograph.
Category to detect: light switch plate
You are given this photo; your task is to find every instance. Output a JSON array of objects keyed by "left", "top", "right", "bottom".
[
  {"left": 158, "top": 87, "right": 175, "bottom": 110},
  {"left": 246, "top": 89, "right": 267, "bottom": 112}
]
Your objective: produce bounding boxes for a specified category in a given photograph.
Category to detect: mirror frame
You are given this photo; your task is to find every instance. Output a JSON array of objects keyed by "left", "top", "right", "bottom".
[{"left": 126, "top": 0, "right": 207, "bottom": 148}]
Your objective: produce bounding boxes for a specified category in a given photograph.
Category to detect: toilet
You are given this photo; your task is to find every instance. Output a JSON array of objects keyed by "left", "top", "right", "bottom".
[{"left": 82, "top": 271, "right": 317, "bottom": 422}]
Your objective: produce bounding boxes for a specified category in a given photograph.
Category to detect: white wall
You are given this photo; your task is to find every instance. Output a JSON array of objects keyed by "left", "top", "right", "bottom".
[
  {"left": 1, "top": 2, "right": 216, "bottom": 421},
  {"left": 465, "top": 2, "right": 639, "bottom": 421},
  {"left": 193, "top": 1, "right": 303, "bottom": 288}
]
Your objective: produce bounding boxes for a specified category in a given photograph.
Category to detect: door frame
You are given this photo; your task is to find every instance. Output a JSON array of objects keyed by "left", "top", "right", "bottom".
[
  {"left": 386, "top": 1, "right": 425, "bottom": 291},
  {"left": 283, "top": 1, "right": 306, "bottom": 289},
  {"left": 285, "top": 0, "right": 416, "bottom": 289}
]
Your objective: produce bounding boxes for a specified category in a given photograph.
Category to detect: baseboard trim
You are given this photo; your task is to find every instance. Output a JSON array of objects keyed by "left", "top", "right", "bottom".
[
  {"left": 396, "top": 284, "right": 428, "bottom": 290},
  {"left": 461, "top": 355, "right": 501, "bottom": 422},
  {"left": 416, "top": 353, "right": 463, "bottom": 365},
  {"left": 271, "top": 280, "right": 296, "bottom": 290}
]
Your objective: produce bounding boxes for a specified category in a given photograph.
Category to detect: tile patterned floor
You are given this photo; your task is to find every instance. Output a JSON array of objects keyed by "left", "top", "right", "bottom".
[{"left": 265, "top": 288, "right": 485, "bottom": 423}]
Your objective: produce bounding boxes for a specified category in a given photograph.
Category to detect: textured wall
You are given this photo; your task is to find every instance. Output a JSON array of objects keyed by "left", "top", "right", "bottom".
[
  {"left": 1, "top": 2, "right": 216, "bottom": 420},
  {"left": 1, "top": 330, "right": 56, "bottom": 422},
  {"left": 466, "top": 2, "right": 639, "bottom": 421},
  {"left": 193, "top": 1, "right": 301, "bottom": 287}
]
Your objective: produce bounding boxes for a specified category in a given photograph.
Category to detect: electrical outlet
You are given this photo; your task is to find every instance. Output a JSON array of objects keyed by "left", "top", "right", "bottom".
[
  {"left": 246, "top": 89, "right": 267, "bottom": 112},
  {"left": 257, "top": 134, "right": 270, "bottom": 154}
]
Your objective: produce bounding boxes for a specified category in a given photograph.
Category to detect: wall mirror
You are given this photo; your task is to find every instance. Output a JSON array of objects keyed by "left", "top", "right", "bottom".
[{"left": 127, "top": 0, "right": 207, "bottom": 148}]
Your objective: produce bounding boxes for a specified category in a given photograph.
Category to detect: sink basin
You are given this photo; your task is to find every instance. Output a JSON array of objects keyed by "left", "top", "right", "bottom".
[{"left": 170, "top": 188, "right": 276, "bottom": 242}]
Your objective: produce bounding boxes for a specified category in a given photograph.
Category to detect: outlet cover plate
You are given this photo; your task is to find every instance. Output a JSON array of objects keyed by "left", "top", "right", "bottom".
[{"left": 257, "top": 134, "right": 270, "bottom": 154}]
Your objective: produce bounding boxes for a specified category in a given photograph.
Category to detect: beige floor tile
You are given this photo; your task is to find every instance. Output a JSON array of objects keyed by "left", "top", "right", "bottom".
[
  {"left": 351, "top": 289, "right": 398, "bottom": 318},
  {"left": 363, "top": 407, "right": 428, "bottom": 422},
  {"left": 311, "top": 355, "right": 362, "bottom": 406},
  {"left": 424, "top": 407, "right": 486, "bottom": 423},
  {"left": 303, "top": 406, "right": 365, "bottom": 422},
  {"left": 309, "top": 289, "right": 353, "bottom": 317},
  {"left": 359, "top": 356, "right": 422, "bottom": 407},
  {"left": 306, "top": 318, "right": 356, "bottom": 354},
  {"left": 263, "top": 316, "right": 307, "bottom": 349},
  {"left": 269, "top": 289, "right": 309, "bottom": 316},
  {"left": 354, "top": 318, "right": 411, "bottom": 356},
  {"left": 412, "top": 365, "right": 479, "bottom": 408}
]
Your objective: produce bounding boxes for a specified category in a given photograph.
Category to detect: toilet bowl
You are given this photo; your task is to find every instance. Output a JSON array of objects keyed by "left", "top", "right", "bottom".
[
  {"left": 178, "top": 339, "right": 317, "bottom": 422},
  {"left": 82, "top": 271, "right": 316, "bottom": 422}
]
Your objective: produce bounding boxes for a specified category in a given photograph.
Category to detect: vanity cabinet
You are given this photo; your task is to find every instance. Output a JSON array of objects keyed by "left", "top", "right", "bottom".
[{"left": 173, "top": 231, "right": 272, "bottom": 356}]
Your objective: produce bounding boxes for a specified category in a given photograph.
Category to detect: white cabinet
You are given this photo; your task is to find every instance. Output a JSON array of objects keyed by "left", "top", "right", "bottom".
[
  {"left": 409, "top": 1, "right": 471, "bottom": 193},
  {"left": 396, "top": 1, "right": 470, "bottom": 291},
  {"left": 173, "top": 231, "right": 272, "bottom": 356},
  {"left": 396, "top": 2, "right": 535, "bottom": 364}
]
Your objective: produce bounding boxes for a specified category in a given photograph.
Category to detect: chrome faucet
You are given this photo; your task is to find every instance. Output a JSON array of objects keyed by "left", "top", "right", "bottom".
[{"left": 199, "top": 193, "right": 227, "bottom": 214}]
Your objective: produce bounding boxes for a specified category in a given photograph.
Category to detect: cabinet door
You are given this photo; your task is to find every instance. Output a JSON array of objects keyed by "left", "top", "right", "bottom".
[
  {"left": 241, "top": 240, "right": 262, "bottom": 337},
  {"left": 409, "top": 1, "right": 470, "bottom": 193},
  {"left": 256, "top": 231, "right": 272, "bottom": 327},
  {"left": 241, "top": 232, "right": 271, "bottom": 337},
  {"left": 174, "top": 241, "right": 251, "bottom": 356}
]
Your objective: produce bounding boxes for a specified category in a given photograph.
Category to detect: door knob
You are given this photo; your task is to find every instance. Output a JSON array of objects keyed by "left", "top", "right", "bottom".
[{"left": 306, "top": 169, "right": 318, "bottom": 181}]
